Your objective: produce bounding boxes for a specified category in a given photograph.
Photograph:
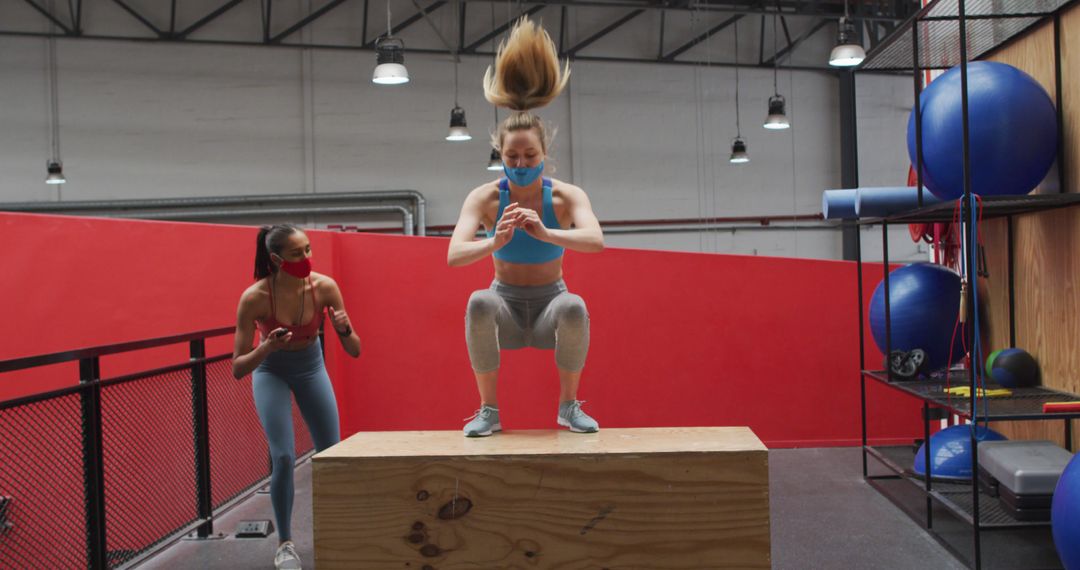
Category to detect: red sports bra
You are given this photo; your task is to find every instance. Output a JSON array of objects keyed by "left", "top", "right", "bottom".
[{"left": 256, "top": 278, "right": 325, "bottom": 342}]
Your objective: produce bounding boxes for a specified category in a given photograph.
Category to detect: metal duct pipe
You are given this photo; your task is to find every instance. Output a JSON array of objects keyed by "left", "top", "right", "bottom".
[
  {"left": 0, "top": 190, "right": 427, "bottom": 236},
  {"left": 598, "top": 224, "right": 837, "bottom": 235},
  {"left": 352, "top": 213, "right": 828, "bottom": 236},
  {"left": 420, "top": 221, "right": 837, "bottom": 238},
  {"left": 109, "top": 205, "right": 415, "bottom": 236}
]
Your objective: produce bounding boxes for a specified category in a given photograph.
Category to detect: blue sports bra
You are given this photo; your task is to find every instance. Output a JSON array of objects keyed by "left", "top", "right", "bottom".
[{"left": 487, "top": 178, "right": 564, "bottom": 264}]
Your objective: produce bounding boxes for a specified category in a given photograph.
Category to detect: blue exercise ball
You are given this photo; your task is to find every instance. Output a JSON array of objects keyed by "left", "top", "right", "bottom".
[
  {"left": 913, "top": 424, "right": 1007, "bottom": 480},
  {"left": 1053, "top": 452, "right": 1080, "bottom": 570},
  {"left": 907, "top": 61, "right": 1058, "bottom": 200},
  {"left": 869, "top": 263, "right": 964, "bottom": 372}
]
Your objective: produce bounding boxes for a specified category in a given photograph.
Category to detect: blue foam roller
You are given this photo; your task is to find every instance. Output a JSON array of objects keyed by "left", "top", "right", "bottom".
[
  {"left": 855, "top": 187, "right": 943, "bottom": 218},
  {"left": 822, "top": 189, "right": 858, "bottom": 220}
]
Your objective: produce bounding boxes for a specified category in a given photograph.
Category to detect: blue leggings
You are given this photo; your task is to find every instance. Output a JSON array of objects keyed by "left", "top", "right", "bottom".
[{"left": 252, "top": 341, "right": 340, "bottom": 542}]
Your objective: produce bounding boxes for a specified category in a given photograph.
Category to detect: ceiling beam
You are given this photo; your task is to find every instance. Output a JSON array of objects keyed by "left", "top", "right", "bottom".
[
  {"left": 565, "top": 8, "right": 645, "bottom": 57},
  {"left": 661, "top": 14, "right": 742, "bottom": 61}
]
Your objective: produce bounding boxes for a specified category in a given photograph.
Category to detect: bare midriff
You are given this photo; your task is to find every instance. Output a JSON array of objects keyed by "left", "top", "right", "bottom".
[{"left": 493, "top": 257, "right": 564, "bottom": 286}]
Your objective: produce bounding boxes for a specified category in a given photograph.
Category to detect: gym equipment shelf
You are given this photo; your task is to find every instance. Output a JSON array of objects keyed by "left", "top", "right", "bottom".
[
  {"left": 853, "top": 0, "right": 1079, "bottom": 563},
  {"left": 863, "top": 371, "right": 1080, "bottom": 422},
  {"left": 866, "top": 445, "right": 1050, "bottom": 529},
  {"left": 856, "top": 193, "right": 1080, "bottom": 225},
  {"left": 860, "top": 0, "right": 1077, "bottom": 71}
]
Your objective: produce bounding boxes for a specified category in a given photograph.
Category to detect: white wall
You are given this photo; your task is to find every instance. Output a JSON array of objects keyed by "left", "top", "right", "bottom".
[{"left": 0, "top": 1, "right": 923, "bottom": 261}]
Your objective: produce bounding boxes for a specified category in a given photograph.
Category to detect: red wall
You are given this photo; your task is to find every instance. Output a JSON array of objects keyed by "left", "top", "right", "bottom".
[
  {"left": 2, "top": 212, "right": 922, "bottom": 447},
  {"left": 1, "top": 213, "right": 338, "bottom": 558},
  {"left": 1, "top": 212, "right": 335, "bottom": 398},
  {"left": 333, "top": 234, "right": 920, "bottom": 447}
]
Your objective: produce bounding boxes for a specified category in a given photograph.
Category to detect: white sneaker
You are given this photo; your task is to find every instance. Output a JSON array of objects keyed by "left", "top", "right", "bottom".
[
  {"left": 557, "top": 400, "right": 599, "bottom": 433},
  {"left": 274, "top": 541, "right": 302, "bottom": 570},
  {"left": 463, "top": 405, "right": 502, "bottom": 437}
]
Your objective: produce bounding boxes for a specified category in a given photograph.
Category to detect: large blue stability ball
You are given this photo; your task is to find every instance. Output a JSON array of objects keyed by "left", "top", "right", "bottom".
[
  {"left": 1053, "top": 453, "right": 1080, "bottom": 570},
  {"left": 870, "top": 263, "right": 964, "bottom": 372},
  {"left": 907, "top": 61, "right": 1058, "bottom": 200},
  {"left": 913, "top": 424, "right": 1007, "bottom": 480}
]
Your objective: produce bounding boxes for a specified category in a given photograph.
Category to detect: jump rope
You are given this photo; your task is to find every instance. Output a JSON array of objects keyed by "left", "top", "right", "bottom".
[{"left": 942, "top": 193, "right": 990, "bottom": 428}]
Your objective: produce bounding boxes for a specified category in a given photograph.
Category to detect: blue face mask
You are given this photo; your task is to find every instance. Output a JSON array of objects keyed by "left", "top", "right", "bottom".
[{"left": 503, "top": 161, "right": 545, "bottom": 187}]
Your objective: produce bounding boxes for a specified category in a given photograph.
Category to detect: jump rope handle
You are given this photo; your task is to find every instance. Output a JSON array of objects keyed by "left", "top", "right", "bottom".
[{"left": 958, "top": 278, "right": 969, "bottom": 324}]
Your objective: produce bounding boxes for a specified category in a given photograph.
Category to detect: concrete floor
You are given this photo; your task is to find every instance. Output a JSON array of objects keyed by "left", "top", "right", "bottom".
[
  {"left": 768, "top": 447, "right": 967, "bottom": 570},
  {"left": 139, "top": 446, "right": 974, "bottom": 570}
]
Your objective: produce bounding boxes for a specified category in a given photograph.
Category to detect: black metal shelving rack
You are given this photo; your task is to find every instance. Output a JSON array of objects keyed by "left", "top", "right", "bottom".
[{"left": 854, "top": 0, "right": 1080, "bottom": 567}]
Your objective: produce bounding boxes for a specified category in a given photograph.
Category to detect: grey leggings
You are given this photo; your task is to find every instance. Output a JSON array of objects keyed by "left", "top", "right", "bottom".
[
  {"left": 465, "top": 279, "right": 590, "bottom": 373},
  {"left": 252, "top": 341, "right": 340, "bottom": 542}
]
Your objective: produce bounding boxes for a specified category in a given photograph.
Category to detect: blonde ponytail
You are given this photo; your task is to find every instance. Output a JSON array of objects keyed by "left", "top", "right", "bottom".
[{"left": 483, "top": 16, "right": 569, "bottom": 112}]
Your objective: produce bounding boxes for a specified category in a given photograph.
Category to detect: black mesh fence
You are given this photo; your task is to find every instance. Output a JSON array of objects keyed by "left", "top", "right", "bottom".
[
  {"left": 207, "top": 359, "right": 270, "bottom": 509},
  {"left": 0, "top": 336, "right": 323, "bottom": 569},
  {"left": 100, "top": 369, "right": 199, "bottom": 567},
  {"left": 207, "top": 359, "right": 316, "bottom": 510},
  {"left": 0, "top": 392, "right": 88, "bottom": 570},
  {"left": 861, "top": 0, "right": 1074, "bottom": 70}
]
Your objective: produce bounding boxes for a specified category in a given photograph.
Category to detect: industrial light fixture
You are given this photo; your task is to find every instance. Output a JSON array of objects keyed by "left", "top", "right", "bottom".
[
  {"left": 730, "top": 138, "right": 750, "bottom": 164},
  {"left": 373, "top": 0, "right": 409, "bottom": 85},
  {"left": 486, "top": 148, "right": 502, "bottom": 171},
  {"left": 829, "top": 13, "right": 866, "bottom": 67},
  {"left": 763, "top": 14, "right": 790, "bottom": 130},
  {"left": 731, "top": 20, "right": 749, "bottom": 164},
  {"left": 373, "top": 38, "right": 409, "bottom": 84},
  {"left": 45, "top": 35, "right": 66, "bottom": 186},
  {"left": 45, "top": 160, "right": 66, "bottom": 184},
  {"left": 447, "top": 106, "right": 472, "bottom": 141},
  {"left": 445, "top": 0, "right": 471, "bottom": 141},
  {"left": 764, "top": 96, "right": 790, "bottom": 130}
]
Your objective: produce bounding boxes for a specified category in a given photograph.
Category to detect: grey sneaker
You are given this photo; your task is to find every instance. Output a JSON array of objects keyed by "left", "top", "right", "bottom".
[
  {"left": 463, "top": 405, "right": 502, "bottom": 437},
  {"left": 274, "top": 541, "right": 301, "bottom": 570},
  {"left": 557, "top": 400, "right": 599, "bottom": 433}
]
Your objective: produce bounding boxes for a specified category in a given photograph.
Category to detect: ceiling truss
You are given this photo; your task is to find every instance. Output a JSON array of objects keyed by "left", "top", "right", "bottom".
[{"left": 4, "top": 0, "right": 917, "bottom": 73}]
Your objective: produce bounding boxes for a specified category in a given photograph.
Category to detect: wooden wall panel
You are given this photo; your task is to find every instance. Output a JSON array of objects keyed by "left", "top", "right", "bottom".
[
  {"left": 1064, "top": 3, "right": 1080, "bottom": 196},
  {"left": 988, "top": 18, "right": 1057, "bottom": 92},
  {"left": 981, "top": 4, "right": 1080, "bottom": 443},
  {"left": 989, "top": 19, "right": 1057, "bottom": 194},
  {"left": 981, "top": 218, "right": 1012, "bottom": 355}
]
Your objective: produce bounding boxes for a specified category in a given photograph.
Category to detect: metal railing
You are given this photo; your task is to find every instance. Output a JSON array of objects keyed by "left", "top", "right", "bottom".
[
  {"left": 0, "top": 189, "right": 427, "bottom": 236},
  {"left": 0, "top": 327, "right": 315, "bottom": 569}
]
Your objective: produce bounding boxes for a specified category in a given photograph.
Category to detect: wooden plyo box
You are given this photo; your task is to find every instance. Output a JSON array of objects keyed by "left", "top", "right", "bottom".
[{"left": 313, "top": 427, "right": 770, "bottom": 569}]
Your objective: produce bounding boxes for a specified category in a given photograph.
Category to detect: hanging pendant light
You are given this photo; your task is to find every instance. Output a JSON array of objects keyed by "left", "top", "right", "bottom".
[
  {"left": 764, "top": 95, "right": 790, "bottom": 130},
  {"left": 447, "top": 106, "right": 472, "bottom": 141},
  {"left": 445, "top": 1, "right": 471, "bottom": 141},
  {"left": 45, "top": 36, "right": 67, "bottom": 186},
  {"left": 764, "top": 13, "right": 790, "bottom": 130},
  {"left": 829, "top": 12, "right": 866, "bottom": 67},
  {"left": 373, "top": 39, "right": 409, "bottom": 84},
  {"left": 730, "top": 20, "right": 749, "bottom": 164},
  {"left": 486, "top": 148, "right": 502, "bottom": 171},
  {"left": 373, "top": 0, "right": 409, "bottom": 84},
  {"left": 729, "top": 138, "right": 750, "bottom": 163},
  {"left": 45, "top": 160, "right": 66, "bottom": 184}
]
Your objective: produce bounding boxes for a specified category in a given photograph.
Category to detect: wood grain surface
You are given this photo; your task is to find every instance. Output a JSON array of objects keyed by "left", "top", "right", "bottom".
[
  {"left": 313, "top": 428, "right": 770, "bottom": 569},
  {"left": 980, "top": 4, "right": 1080, "bottom": 444}
]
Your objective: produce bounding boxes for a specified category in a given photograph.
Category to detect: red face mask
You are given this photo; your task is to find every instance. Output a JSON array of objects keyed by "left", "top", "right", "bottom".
[{"left": 279, "top": 256, "right": 312, "bottom": 278}]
